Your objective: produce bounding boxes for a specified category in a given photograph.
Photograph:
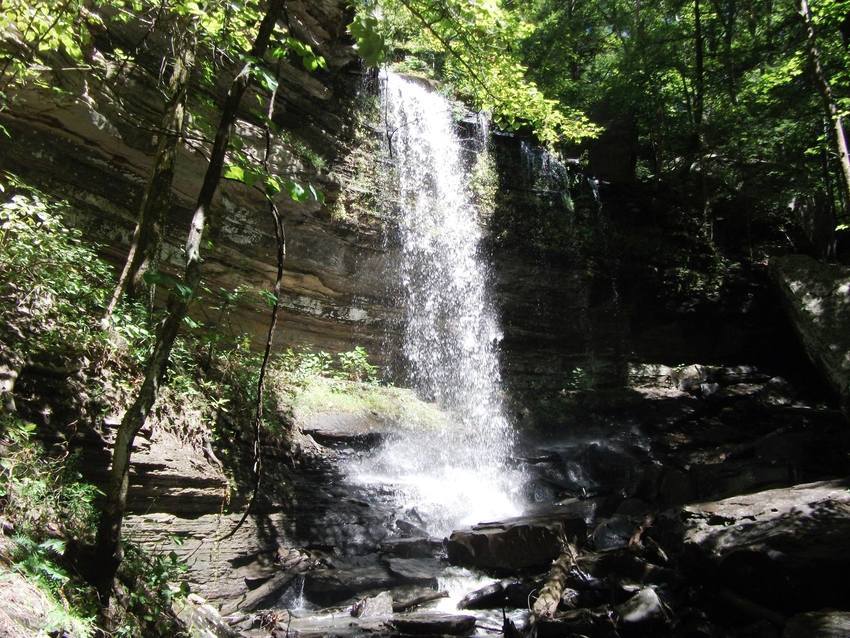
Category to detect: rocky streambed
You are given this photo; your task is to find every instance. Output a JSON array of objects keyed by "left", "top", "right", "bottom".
[{"left": 165, "top": 360, "right": 850, "bottom": 638}]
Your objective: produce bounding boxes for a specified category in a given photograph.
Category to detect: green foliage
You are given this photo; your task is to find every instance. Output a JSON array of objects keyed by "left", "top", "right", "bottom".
[
  {"left": 277, "top": 345, "right": 379, "bottom": 385},
  {"left": 349, "top": 12, "right": 387, "bottom": 65},
  {"left": 337, "top": 346, "right": 379, "bottom": 382},
  {"left": 0, "top": 416, "right": 100, "bottom": 542},
  {"left": 113, "top": 541, "right": 190, "bottom": 637},
  {"left": 0, "top": 415, "right": 100, "bottom": 637},
  {"left": 352, "top": 0, "right": 600, "bottom": 145},
  {"left": 0, "top": 176, "right": 112, "bottom": 358}
]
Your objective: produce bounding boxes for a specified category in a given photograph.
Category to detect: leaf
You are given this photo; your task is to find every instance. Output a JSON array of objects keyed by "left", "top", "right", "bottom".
[
  {"left": 175, "top": 283, "right": 194, "bottom": 300},
  {"left": 348, "top": 14, "right": 386, "bottom": 66},
  {"left": 259, "top": 289, "right": 278, "bottom": 308},
  {"left": 308, "top": 184, "right": 325, "bottom": 203},
  {"left": 223, "top": 165, "right": 245, "bottom": 182},
  {"left": 265, "top": 176, "right": 282, "bottom": 196},
  {"left": 285, "top": 180, "right": 308, "bottom": 202}
]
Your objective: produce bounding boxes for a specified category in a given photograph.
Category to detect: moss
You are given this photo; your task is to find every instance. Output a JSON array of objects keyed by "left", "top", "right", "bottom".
[
  {"left": 470, "top": 150, "right": 498, "bottom": 221},
  {"left": 288, "top": 377, "right": 449, "bottom": 430}
]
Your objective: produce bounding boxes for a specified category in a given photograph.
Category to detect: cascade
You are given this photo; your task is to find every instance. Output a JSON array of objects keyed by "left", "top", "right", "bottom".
[{"left": 349, "top": 71, "right": 523, "bottom": 536}]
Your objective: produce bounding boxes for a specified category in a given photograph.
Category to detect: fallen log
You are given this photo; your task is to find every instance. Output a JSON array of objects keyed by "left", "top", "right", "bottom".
[{"left": 532, "top": 541, "right": 578, "bottom": 620}]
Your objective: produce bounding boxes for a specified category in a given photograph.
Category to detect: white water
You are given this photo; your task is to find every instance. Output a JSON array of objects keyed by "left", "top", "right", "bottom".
[{"left": 348, "top": 71, "right": 524, "bottom": 537}]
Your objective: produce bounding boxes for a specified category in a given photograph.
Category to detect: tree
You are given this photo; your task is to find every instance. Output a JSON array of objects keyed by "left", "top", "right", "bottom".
[
  {"left": 93, "top": 0, "right": 285, "bottom": 599},
  {"left": 799, "top": 0, "right": 850, "bottom": 210},
  {"left": 104, "top": 22, "right": 196, "bottom": 317}
]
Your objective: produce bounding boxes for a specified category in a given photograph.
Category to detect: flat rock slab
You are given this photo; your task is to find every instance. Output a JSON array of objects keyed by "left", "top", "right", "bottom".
[
  {"left": 278, "top": 613, "right": 390, "bottom": 638},
  {"left": 391, "top": 612, "right": 477, "bottom": 635},
  {"left": 668, "top": 479, "right": 850, "bottom": 611},
  {"left": 447, "top": 502, "right": 589, "bottom": 570},
  {"left": 385, "top": 558, "right": 442, "bottom": 586},
  {"left": 301, "top": 411, "right": 391, "bottom": 448},
  {"left": 304, "top": 566, "right": 402, "bottom": 607},
  {"left": 380, "top": 536, "right": 444, "bottom": 558}
]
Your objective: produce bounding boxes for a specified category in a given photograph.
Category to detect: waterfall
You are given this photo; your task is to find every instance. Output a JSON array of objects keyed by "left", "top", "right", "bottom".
[{"left": 349, "top": 71, "right": 523, "bottom": 536}]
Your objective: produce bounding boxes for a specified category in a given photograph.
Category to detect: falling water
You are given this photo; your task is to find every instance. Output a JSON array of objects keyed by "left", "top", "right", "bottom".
[{"left": 349, "top": 71, "right": 523, "bottom": 536}]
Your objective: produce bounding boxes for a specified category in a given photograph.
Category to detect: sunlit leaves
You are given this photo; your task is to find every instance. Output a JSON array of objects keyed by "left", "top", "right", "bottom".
[
  {"left": 348, "top": 13, "right": 387, "bottom": 66},
  {"left": 276, "top": 36, "right": 328, "bottom": 72},
  {"left": 353, "top": 0, "right": 599, "bottom": 145}
]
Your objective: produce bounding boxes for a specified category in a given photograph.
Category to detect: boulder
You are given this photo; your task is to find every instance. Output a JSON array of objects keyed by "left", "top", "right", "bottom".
[
  {"left": 446, "top": 504, "right": 588, "bottom": 571},
  {"left": 303, "top": 566, "right": 400, "bottom": 607},
  {"left": 770, "top": 254, "right": 850, "bottom": 412},
  {"left": 615, "top": 587, "right": 669, "bottom": 633},
  {"left": 300, "top": 411, "right": 390, "bottom": 449},
  {"left": 350, "top": 591, "right": 394, "bottom": 618},
  {"left": 664, "top": 479, "right": 850, "bottom": 611},
  {"left": 380, "top": 537, "right": 443, "bottom": 558},
  {"left": 458, "top": 580, "right": 534, "bottom": 610},
  {"left": 384, "top": 558, "right": 442, "bottom": 587}
]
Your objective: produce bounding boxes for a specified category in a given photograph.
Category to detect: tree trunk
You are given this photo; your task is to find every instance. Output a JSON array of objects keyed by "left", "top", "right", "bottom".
[
  {"left": 532, "top": 542, "right": 578, "bottom": 620},
  {"left": 94, "top": 0, "right": 285, "bottom": 600},
  {"left": 104, "top": 32, "right": 195, "bottom": 319},
  {"left": 694, "top": 0, "right": 711, "bottom": 238},
  {"left": 800, "top": 0, "right": 850, "bottom": 212}
]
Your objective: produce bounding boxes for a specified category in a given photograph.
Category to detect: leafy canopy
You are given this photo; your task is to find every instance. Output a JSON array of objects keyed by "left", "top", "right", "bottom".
[{"left": 351, "top": 0, "right": 600, "bottom": 146}]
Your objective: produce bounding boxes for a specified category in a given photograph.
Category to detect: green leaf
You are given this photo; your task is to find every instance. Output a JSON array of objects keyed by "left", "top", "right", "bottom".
[
  {"left": 348, "top": 14, "right": 386, "bottom": 66},
  {"left": 285, "top": 180, "right": 308, "bottom": 202},
  {"left": 259, "top": 289, "right": 278, "bottom": 308},
  {"left": 265, "top": 176, "right": 282, "bottom": 196},
  {"left": 223, "top": 165, "right": 245, "bottom": 182}
]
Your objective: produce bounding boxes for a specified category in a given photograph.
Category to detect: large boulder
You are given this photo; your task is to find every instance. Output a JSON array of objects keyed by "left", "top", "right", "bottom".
[
  {"left": 770, "top": 254, "right": 850, "bottom": 412},
  {"left": 660, "top": 479, "right": 850, "bottom": 612},
  {"left": 446, "top": 501, "right": 590, "bottom": 571}
]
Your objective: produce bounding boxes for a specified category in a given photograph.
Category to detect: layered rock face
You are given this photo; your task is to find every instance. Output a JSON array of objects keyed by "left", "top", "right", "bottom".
[
  {"left": 487, "top": 136, "right": 831, "bottom": 429},
  {"left": 0, "top": 1, "right": 394, "bottom": 360}
]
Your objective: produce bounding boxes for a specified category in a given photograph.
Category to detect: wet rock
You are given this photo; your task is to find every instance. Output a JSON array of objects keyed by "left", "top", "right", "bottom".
[
  {"left": 579, "top": 550, "right": 678, "bottom": 587},
  {"left": 446, "top": 505, "right": 587, "bottom": 571},
  {"left": 615, "top": 587, "right": 668, "bottom": 633},
  {"left": 275, "top": 613, "right": 389, "bottom": 638},
  {"left": 384, "top": 558, "right": 441, "bottom": 587},
  {"left": 591, "top": 515, "right": 640, "bottom": 552},
  {"left": 380, "top": 536, "right": 443, "bottom": 558},
  {"left": 458, "top": 581, "right": 504, "bottom": 610},
  {"left": 223, "top": 572, "right": 298, "bottom": 615},
  {"left": 303, "top": 566, "right": 400, "bottom": 606},
  {"left": 351, "top": 591, "right": 394, "bottom": 618},
  {"left": 391, "top": 611, "right": 476, "bottom": 635},
  {"left": 457, "top": 580, "right": 524, "bottom": 611},
  {"left": 396, "top": 519, "right": 429, "bottom": 538},
  {"left": 783, "top": 611, "right": 850, "bottom": 638},
  {"left": 569, "top": 442, "right": 644, "bottom": 499},
  {"left": 560, "top": 587, "right": 581, "bottom": 609}
]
